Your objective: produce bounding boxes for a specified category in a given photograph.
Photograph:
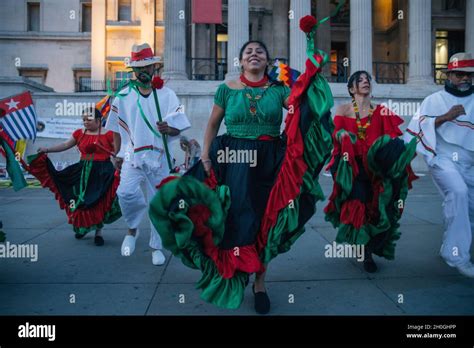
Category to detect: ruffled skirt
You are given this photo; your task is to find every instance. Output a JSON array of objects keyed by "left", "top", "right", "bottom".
[{"left": 27, "top": 153, "right": 121, "bottom": 235}]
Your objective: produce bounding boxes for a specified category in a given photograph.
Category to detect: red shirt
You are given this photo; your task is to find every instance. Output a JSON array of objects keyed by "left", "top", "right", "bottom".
[
  {"left": 332, "top": 105, "right": 403, "bottom": 156},
  {"left": 72, "top": 129, "right": 115, "bottom": 161}
]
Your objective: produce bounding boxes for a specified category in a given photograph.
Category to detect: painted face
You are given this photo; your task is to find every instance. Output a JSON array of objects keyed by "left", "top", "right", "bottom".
[
  {"left": 241, "top": 43, "right": 268, "bottom": 73},
  {"left": 134, "top": 64, "right": 155, "bottom": 84},
  {"left": 447, "top": 71, "right": 473, "bottom": 92}
]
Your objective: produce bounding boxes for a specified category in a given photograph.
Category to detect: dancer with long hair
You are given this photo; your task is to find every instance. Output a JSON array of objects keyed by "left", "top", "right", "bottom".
[{"left": 324, "top": 70, "right": 418, "bottom": 273}]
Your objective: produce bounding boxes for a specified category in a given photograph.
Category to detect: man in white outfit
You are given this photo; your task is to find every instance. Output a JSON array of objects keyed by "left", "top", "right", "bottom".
[
  {"left": 405, "top": 52, "right": 474, "bottom": 277},
  {"left": 106, "top": 43, "right": 191, "bottom": 265}
]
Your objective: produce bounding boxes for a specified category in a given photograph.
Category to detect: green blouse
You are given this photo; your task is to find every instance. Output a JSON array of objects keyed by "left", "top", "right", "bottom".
[{"left": 214, "top": 83, "right": 291, "bottom": 139}]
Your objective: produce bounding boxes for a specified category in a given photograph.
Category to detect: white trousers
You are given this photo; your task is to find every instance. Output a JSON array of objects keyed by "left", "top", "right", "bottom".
[
  {"left": 116, "top": 161, "right": 168, "bottom": 250},
  {"left": 430, "top": 156, "right": 474, "bottom": 267}
]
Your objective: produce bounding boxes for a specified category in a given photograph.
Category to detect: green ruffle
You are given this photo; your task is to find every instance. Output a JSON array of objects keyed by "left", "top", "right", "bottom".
[
  {"left": 325, "top": 135, "right": 417, "bottom": 259},
  {"left": 261, "top": 74, "right": 334, "bottom": 263},
  {"left": 73, "top": 198, "right": 122, "bottom": 235},
  {"left": 323, "top": 130, "right": 357, "bottom": 229},
  {"left": 148, "top": 70, "right": 335, "bottom": 309},
  {"left": 149, "top": 176, "right": 248, "bottom": 309}
]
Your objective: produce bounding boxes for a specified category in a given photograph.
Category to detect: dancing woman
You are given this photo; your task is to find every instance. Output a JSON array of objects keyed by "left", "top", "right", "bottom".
[
  {"left": 324, "top": 71, "right": 417, "bottom": 272},
  {"left": 149, "top": 17, "right": 334, "bottom": 313},
  {"left": 28, "top": 107, "right": 121, "bottom": 246}
]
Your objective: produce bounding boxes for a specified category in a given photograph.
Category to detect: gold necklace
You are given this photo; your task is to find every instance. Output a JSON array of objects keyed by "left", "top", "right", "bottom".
[
  {"left": 352, "top": 98, "right": 374, "bottom": 140},
  {"left": 241, "top": 81, "right": 270, "bottom": 117}
]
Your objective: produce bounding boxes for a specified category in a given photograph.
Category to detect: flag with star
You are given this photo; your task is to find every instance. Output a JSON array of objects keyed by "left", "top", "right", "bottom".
[
  {"left": 0, "top": 92, "right": 32, "bottom": 191},
  {"left": 0, "top": 91, "right": 38, "bottom": 142}
]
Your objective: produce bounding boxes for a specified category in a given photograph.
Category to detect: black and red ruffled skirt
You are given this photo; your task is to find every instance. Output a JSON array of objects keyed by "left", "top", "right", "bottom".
[
  {"left": 27, "top": 153, "right": 121, "bottom": 235},
  {"left": 149, "top": 56, "right": 335, "bottom": 309}
]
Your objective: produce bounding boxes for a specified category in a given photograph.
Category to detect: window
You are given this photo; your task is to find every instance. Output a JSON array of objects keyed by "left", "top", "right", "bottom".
[
  {"left": 74, "top": 69, "right": 92, "bottom": 92},
  {"left": 115, "top": 71, "right": 132, "bottom": 80},
  {"left": 118, "top": 0, "right": 131, "bottom": 22},
  {"left": 27, "top": 2, "right": 40, "bottom": 32},
  {"left": 82, "top": 3, "right": 92, "bottom": 32},
  {"left": 18, "top": 68, "right": 47, "bottom": 85},
  {"left": 444, "top": 0, "right": 464, "bottom": 11}
]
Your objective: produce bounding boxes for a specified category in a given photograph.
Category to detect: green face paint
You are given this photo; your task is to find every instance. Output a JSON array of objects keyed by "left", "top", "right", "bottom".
[{"left": 132, "top": 66, "right": 159, "bottom": 86}]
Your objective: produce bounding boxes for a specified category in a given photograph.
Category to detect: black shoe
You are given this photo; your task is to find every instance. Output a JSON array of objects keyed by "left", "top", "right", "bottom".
[
  {"left": 363, "top": 257, "right": 378, "bottom": 273},
  {"left": 94, "top": 236, "right": 104, "bottom": 246},
  {"left": 252, "top": 284, "right": 270, "bottom": 315},
  {"left": 75, "top": 233, "right": 86, "bottom": 240}
]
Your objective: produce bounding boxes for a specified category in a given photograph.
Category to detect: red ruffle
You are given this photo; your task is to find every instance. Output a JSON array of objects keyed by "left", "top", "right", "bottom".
[
  {"left": 331, "top": 106, "right": 404, "bottom": 157},
  {"left": 406, "top": 164, "right": 418, "bottom": 190},
  {"left": 156, "top": 175, "right": 179, "bottom": 189},
  {"left": 256, "top": 56, "right": 321, "bottom": 253},
  {"left": 28, "top": 153, "right": 120, "bottom": 228},
  {"left": 324, "top": 182, "right": 340, "bottom": 215},
  {"left": 340, "top": 200, "right": 366, "bottom": 229},
  {"left": 188, "top": 205, "right": 264, "bottom": 278}
]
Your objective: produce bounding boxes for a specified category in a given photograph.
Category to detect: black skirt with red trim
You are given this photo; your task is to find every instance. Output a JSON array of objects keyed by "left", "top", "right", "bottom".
[{"left": 27, "top": 153, "right": 121, "bottom": 234}]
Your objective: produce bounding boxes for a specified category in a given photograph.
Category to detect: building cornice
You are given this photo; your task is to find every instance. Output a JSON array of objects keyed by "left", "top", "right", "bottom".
[{"left": 0, "top": 31, "right": 91, "bottom": 41}]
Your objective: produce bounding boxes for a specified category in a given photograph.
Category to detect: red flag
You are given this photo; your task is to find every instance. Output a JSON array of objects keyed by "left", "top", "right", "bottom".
[
  {"left": 192, "top": 0, "right": 222, "bottom": 24},
  {"left": 0, "top": 91, "right": 38, "bottom": 141}
]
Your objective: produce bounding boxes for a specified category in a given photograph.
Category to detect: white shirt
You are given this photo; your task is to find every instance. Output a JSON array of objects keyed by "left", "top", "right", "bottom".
[
  {"left": 106, "top": 86, "right": 191, "bottom": 169},
  {"left": 404, "top": 89, "right": 474, "bottom": 167}
]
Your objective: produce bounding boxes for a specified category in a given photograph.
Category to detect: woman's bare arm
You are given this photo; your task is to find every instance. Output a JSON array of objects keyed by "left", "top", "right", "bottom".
[
  {"left": 201, "top": 104, "right": 225, "bottom": 175},
  {"left": 37, "top": 136, "right": 76, "bottom": 154},
  {"left": 201, "top": 104, "right": 225, "bottom": 160}
]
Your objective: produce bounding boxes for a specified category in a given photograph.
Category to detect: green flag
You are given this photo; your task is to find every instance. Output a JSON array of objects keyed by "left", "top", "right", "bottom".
[{"left": 0, "top": 136, "right": 27, "bottom": 191}]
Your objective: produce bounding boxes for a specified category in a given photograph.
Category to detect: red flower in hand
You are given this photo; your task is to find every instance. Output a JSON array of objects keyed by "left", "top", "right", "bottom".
[
  {"left": 300, "top": 15, "right": 317, "bottom": 33},
  {"left": 151, "top": 76, "right": 164, "bottom": 89}
]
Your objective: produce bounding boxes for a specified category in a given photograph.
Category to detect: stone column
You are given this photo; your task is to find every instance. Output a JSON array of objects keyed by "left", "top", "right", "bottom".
[
  {"left": 226, "top": 0, "right": 249, "bottom": 80},
  {"left": 289, "top": 0, "right": 311, "bottom": 72},
  {"left": 408, "top": 0, "right": 433, "bottom": 84},
  {"left": 140, "top": 0, "right": 155, "bottom": 46},
  {"left": 91, "top": 0, "right": 106, "bottom": 81},
  {"left": 350, "top": 0, "right": 373, "bottom": 75},
  {"left": 162, "top": 0, "right": 188, "bottom": 79},
  {"left": 272, "top": 0, "right": 289, "bottom": 61},
  {"left": 466, "top": 0, "right": 474, "bottom": 54},
  {"left": 316, "top": 0, "right": 331, "bottom": 76}
]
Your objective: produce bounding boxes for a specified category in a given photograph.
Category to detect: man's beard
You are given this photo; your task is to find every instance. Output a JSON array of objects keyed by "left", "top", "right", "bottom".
[
  {"left": 445, "top": 79, "right": 473, "bottom": 97},
  {"left": 446, "top": 79, "right": 471, "bottom": 91},
  {"left": 457, "top": 82, "right": 472, "bottom": 92}
]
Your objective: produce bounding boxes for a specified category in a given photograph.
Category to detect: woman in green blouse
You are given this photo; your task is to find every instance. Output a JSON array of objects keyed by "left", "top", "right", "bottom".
[
  {"left": 200, "top": 41, "right": 289, "bottom": 314},
  {"left": 149, "top": 36, "right": 334, "bottom": 313}
]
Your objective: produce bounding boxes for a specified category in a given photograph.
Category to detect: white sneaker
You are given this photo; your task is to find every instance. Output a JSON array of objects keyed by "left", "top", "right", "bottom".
[
  {"left": 121, "top": 230, "right": 139, "bottom": 256},
  {"left": 152, "top": 250, "right": 166, "bottom": 266},
  {"left": 456, "top": 262, "right": 474, "bottom": 278}
]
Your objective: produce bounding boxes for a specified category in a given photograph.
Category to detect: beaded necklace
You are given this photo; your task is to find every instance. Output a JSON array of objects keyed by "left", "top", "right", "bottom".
[
  {"left": 240, "top": 74, "right": 270, "bottom": 117},
  {"left": 352, "top": 98, "right": 374, "bottom": 140}
]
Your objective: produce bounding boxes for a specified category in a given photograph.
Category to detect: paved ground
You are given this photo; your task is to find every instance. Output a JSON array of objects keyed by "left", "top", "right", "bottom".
[{"left": 0, "top": 174, "right": 473, "bottom": 315}]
